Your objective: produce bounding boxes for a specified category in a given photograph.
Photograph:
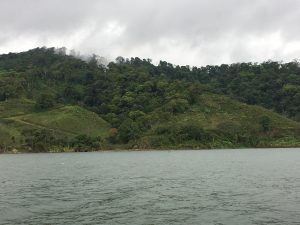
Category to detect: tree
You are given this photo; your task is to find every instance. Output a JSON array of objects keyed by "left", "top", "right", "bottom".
[
  {"left": 259, "top": 116, "right": 271, "bottom": 132},
  {"left": 0, "top": 75, "right": 25, "bottom": 101},
  {"left": 35, "top": 94, "right": 55, "bottom": 110},
  {"left": 116, "top": 56, "right": 125, "bottom": 64},
  {"left": 23, "top": 129, "right": 55, "bottom": 152},
  {"left": 63, "top": 86, "right": 82, "bottom": 102},
  {"left": 118, "top": 119, "right": 141, "bottom": 143},
  {"left": 185, "top": 83, "right": 204, "bottom": 104},
  {"left": 164, "top": 99, "right": 189, "bottom": 114}
]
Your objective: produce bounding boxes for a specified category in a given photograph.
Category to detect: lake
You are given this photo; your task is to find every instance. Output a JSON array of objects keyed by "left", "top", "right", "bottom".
[{"left": 0, "top": 149, "right": 299, "bottom": 225}]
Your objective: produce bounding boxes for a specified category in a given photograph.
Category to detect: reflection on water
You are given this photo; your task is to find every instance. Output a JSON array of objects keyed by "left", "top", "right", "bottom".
[{"left": 0, "top": 149, "right": 300, "bottom": 225}]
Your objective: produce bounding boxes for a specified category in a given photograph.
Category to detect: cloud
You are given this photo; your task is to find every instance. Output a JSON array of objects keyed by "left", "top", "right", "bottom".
[{"left": 1, "top": 0, "right": 300, "bottom": 66}]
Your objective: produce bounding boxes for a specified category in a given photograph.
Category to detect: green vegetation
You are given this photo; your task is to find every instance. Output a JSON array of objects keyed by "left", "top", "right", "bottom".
[{"left": 0, "top": 47, "right": 299, "bottom": 153}]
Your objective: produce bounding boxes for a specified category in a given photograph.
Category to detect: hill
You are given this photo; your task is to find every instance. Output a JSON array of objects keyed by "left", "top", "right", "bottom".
[
  {"left": 0, "top": 47, "right": 299, "bottom": 152},
  {"left": 0, "top": 99, "right": 110, "bottom": 151},
  {"left": 137, "top": 94, "right": 300, "bottom": 149}
]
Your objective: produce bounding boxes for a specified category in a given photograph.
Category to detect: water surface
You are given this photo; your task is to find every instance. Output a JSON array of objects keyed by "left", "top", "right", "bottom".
[{"left": 0, "top": 148, "right": 299, "bottom": 225}]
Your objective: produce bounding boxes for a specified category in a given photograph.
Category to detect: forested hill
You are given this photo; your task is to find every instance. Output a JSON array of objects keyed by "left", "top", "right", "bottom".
[{"left": 0, "top": 47, "right": 299, "bottom": 152}]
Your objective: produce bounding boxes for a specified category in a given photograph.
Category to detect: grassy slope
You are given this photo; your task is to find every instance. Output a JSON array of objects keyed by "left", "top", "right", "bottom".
[
  {"left": 141, "top": 94, "right": 300, "bottom": 148},
  {"left": 15, "top": 105, "right": 110, "bottom": 137},
  {"left": 0, "top": 99, "right": 36, "bottom": 144},
  {"left": 0, "top": 99, "right": 111, "bottom": 145},
  {"left": 189, "top": 94, "right": 299, "bottom": 130},
  {"left": 1, "top": 94, "right": 299, "bottom": 149}
]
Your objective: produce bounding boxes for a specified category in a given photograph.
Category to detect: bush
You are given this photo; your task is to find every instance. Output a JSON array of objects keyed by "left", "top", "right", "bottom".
[
  {"left": 154, "top": 122, "right": 212, "bottom": 144},
  {"left": 178, "top": 122, "right": 212, "bottom": 142},
  {"left": 23, "top": 129, "right": 55, "bottom": 152},
  {"left": 72, "top": 134, "right": 101, "bottom": 150},
  {"left": 155, "top": 125, "right": 172, "bottom": 135}
]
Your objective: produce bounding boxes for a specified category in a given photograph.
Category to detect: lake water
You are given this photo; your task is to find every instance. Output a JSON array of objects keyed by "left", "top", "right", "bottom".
[{"left": 0, "top": 149, "right": 299, "bottom": 225}]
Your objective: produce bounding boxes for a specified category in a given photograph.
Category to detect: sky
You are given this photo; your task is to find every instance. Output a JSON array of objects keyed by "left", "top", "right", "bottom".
[{"left": 1, "top": 0, "right": 300, "bottom": 66}]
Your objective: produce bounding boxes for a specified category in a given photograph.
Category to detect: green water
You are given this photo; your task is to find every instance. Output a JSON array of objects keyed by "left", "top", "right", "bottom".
[{"left": 0, "top": 149, "right": 299, "bottom": 225}]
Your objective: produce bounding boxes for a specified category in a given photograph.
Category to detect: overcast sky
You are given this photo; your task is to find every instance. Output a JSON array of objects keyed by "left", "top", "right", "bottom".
[{"left": 1, "top": 0, "right": 300, "bottom": 66}]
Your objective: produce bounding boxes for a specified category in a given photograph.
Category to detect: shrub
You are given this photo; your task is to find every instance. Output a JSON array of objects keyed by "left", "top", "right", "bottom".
[{"left": 259, "top": 116, "right": 271, "bottom": 132}]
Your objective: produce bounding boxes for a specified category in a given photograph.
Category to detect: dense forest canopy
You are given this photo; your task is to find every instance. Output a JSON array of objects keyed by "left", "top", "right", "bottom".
[
  {"left": 1, "top": 47, "right": 299, "bottom": 119},
  {"left": 0, "top": 47, "right": 299, "bottom": 152}
]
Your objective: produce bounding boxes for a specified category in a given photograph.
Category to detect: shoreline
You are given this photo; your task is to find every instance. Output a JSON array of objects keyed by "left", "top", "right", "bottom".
[{"left": 1, "top": 146, "right": 299, "bottom": 154}]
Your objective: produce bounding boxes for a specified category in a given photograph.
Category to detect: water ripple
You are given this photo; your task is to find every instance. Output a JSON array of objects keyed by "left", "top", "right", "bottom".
[{"left": 0, "top": 149, "right": 299, "bottom": 225}]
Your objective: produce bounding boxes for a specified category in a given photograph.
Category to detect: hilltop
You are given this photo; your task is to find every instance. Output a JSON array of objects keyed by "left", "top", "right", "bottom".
[{"left": 0, "top": 47, "right": 299, "bottom": 152}]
